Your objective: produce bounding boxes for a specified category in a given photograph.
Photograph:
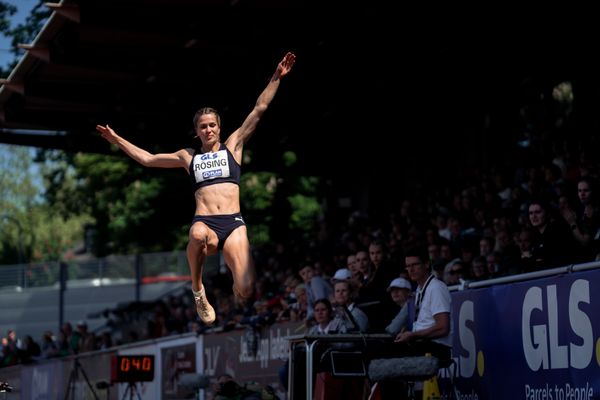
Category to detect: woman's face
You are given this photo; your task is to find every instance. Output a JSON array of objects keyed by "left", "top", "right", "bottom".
[{"left": 195, "top": 113, "right": 220, "bottom": 147}]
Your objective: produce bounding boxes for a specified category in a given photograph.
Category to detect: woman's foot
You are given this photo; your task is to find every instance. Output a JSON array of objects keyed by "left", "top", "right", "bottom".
[{"left": 193, "top": 287, "right": 216, "bottom": 325}]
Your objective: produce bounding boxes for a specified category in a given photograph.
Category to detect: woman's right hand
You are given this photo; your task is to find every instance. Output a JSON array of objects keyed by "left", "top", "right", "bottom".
[{"left": 96, "top": 124, "right": 119, "bottom": 144}]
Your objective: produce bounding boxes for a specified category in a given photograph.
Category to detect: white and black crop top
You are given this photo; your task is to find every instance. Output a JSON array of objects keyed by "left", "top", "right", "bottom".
[{"left": 189, "top": 143, "right": 241, "bottom": 191}]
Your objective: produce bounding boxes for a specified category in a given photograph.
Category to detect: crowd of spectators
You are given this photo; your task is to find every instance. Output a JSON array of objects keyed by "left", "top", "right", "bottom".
[
  {"left": 3, "top": 133, "right": 600, "bottom": 368},
  {"left": 0, "top": 321, "right": 113, "bottom": 368}
]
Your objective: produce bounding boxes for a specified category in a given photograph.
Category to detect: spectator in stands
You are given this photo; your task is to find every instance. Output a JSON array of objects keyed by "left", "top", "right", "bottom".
[
  {"left": 61, "top": 322, "right": 81, "bottom": 355},
  {"left": 493, "top": 228, "right": 521, "bottom": 273},
  {"left": 275, "top": 276, "right": 301, "bottom": 322},
  {"left": 516, "top": 227, "right": 536, "bottom": 273},
  {"left": 529, "top": 198, "right": 578, "bottom": 269},
  {"left": 486, "top": 251, "right": 505, "bottom": 278},
  {"left": 346, "top": 254, "right": 360, "bottom": 281},
  {"left": 358, "top": 240, "right": 399, "bottom": 332},
  {"left": 479, "top": 236, "right": 494, "bottom": 258},
  {"left": 280, "top": 298, "right": 344, "bottom": 400},
  {"left": 77, "top": 321, "right": 96, "bottom": 353},
  {"left": 282, "top": 275, "right": 301, "bottom": 304},
  {"left": 289, "top": 284, "right": 308, "bottom": 322},
  {"left": 298, "top": 264, "right": 333, "bottom": 322},
  {"left": 355, "top": 250, "right": 371, "bottom": 284},
  {"left": 40, "top": 331, "right": 58, "bottom": 359},
  {"left": 394, "top": 246, "right": 452, "bottom": 361},
  {"left": 330, "top": 268, "right": 352, "bottom": 284},
  {"left": 55, "top": 330, "right": 70, "bottom": 357},
  {"left": 330, "top": 280, "right": 369, "bottom": 333},
  {"left": 98, "top": 332, "right": 113, "bottom": 350},
  {"left": 307, "top": 298, "right": 334, "bottom": 334},
  {"left": 20, "top": 335, "right": 41, "bottom": 363},
  {"left": 313, "top": 295, "right": 368, "bottom": 400},
  {"left": 215, "top": 296, "right": 239, "bottom": 329},
  {"left": 241, "top": 299, "right": 276, "bottom": 328},
  {"left": 427, "top": 243, "right": 441, "bottom": 265},
  {"left": 439, "top": 240, "right": 453, "bottom": 264},
  {"left": 385, "top": 277, "right": 414, "bottom": 336},
  {"left": 444, "top": 260, "right": 467, "bottom": 287},
  {"left": 0, "top": 340, "right": 19, "bottom": 367},
  {"left": 469, "top": 256, "right": 488, "bottom": 281},
  {"left": 435, "top": 213, "right": 452, "bottom": 241},
  {"left": 560, "top": 176, "right": 600, "bottom": 261},
  {"left": 365, "top": 246, "right": 452, "bottom": 400},
  {"left": 96, "top": 52, "right": 296, "bottom": 325},
  {"left": 6, "top": 330, "right": 20, "bottom": 349}
]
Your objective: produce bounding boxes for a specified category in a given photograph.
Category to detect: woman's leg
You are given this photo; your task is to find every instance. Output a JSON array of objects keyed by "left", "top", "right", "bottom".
[
  {"left": 187, "top": 221, "right": 219, "bottom": 324},
  {"left": 222, "top": 226, "right": 255, "bottom": 300}
]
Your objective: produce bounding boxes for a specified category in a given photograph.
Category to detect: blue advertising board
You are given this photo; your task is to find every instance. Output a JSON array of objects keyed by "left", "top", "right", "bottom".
[{"left": 450, "top": 270, "right": 598, "bottom": 400}]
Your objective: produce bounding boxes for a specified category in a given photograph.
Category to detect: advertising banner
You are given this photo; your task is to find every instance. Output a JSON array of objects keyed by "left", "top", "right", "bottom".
[
  {"left": 161, "top": 342, "right": 197, "bottom": 399},
  {"left": 20, "top": 360, "right": 63, "bottom": 400},
  {"left": 451, "top": 270, "right": 599, "bottom": 400},
  {"left": 203, "top": 321, "right": 305, "bottom": 398}
]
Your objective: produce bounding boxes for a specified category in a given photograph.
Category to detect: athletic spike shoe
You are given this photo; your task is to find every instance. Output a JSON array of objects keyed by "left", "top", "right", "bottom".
[{"left": 193, "top": 287, "right": 216, "bottom": 325}]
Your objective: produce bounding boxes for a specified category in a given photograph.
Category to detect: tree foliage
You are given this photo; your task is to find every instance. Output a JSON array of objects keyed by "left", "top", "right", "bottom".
[
  {"left": 0, "top": 1, "right": 16, "bottom": 33},
  {"left": 0, "top": 145, "right": 92, "bottom": 263},
  {"left": 40, "top": 148, "right": 194, "bottom": 256},
  {"left": 0, "top": 145, "right": 37, "bottom": 263}
]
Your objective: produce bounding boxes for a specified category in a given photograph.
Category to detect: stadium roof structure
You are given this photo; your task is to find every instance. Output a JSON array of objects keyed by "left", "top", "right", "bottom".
[
  {"left": 0, "top": 0, "right": 326, "bottom": 160},
  {"left": 0, "top": 2, "right": 598, "bottom": 178}
]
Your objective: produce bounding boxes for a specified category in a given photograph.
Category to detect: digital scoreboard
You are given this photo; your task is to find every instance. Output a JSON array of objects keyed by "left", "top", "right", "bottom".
[{"left": 111, "top": 354, "right": 155, "bottom": 382}]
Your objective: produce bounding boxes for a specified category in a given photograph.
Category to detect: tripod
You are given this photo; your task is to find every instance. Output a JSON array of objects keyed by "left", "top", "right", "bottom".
[
  {"left": 121, "top": 382, "right": 142, "bottom": 400},
  {"left": 64, "top": 358, "right": 99, "bottom": 400}
]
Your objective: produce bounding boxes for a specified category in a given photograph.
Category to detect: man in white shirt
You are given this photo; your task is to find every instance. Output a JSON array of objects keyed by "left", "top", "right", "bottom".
[{"left": 395, "top": 246, "right": 452, "bottom": 361}]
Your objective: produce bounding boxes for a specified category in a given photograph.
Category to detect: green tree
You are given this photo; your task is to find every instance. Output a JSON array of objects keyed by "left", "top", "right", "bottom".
[
  {"left": 240, "top": 150, "right": 323, "bottom": 245},
  {"left": 0, "top": 145, "right": 38, "bottom": 263},
  {"left": 41, "top": 148, "right": 193, "bottom": 256},
  {"left": 0, "top": 1, "right": 16, "bottom": 32},
  {"left": 240, "top": 171, "right": 278, "bottom": 245},
  {"left": 0, "top": 145, "right": 94, "bottom": 263},
  {"left": 288, "top": 176, "right": 321, "bottom": 234}
]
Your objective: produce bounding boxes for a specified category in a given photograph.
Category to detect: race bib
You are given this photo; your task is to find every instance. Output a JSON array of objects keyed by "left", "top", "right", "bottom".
[{"left": 192, "top": 150, "right": 231, "bottom": 183}]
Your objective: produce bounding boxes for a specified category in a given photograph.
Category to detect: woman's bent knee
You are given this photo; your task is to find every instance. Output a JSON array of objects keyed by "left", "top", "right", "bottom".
[{"left": 189, "top": 225, "right": 209, "bottom": 245}]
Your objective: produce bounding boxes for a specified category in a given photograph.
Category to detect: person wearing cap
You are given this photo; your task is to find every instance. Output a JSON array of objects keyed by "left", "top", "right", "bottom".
[
  {"left": 366, "top": 247, "right": 451, "bottom": 400},
  {"left": 331, "top": 268, "right": 352, "bottom": 283},
  {"left": 384, "top": 277, "right": 413, "bottom": 336}
]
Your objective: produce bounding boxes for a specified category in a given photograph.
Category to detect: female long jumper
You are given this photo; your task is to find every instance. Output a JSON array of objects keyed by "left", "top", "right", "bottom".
[{"left": 96, "top": 52, "right": 296, "bottom": 324}]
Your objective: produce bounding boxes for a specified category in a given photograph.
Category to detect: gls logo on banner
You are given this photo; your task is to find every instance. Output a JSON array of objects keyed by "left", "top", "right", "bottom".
[{"left": 522, "top": 279, "right": 593, "bottom": 370}]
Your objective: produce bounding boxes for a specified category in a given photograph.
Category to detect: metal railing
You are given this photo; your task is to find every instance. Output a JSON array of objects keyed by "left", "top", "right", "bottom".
[{"left": 0, "top": 250, "right": 197, "bottom": 291}]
